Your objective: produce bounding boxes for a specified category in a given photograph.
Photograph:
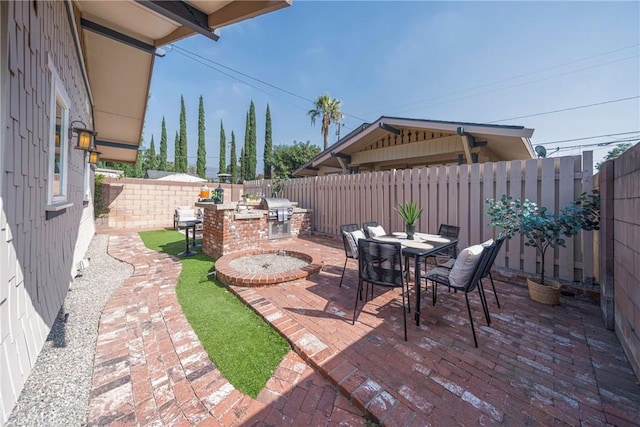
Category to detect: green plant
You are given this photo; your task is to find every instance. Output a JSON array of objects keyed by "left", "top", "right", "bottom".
[
  {"left": 485, "top": 190, "right": 599, "bottom": 285},
  {"left": 93, "top": 173, "right": 109, "bottom": 217},
  {"left": 395, "top": 201, "right": 424, "bottom": 226}
]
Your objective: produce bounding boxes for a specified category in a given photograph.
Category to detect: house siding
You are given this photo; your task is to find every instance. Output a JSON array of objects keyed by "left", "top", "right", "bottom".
[{"left": 0, "top": 1, "right": 95, "bottom": 422}]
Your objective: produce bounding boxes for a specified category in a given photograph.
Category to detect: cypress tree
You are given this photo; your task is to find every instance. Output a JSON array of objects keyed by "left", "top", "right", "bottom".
[
  {"left": 243, "top": 112, "right": 249, "bottom": 181},
  {"left": 178, "top": 95, "right": 188, "bottom": 172},
  {"left": 159, "top": 117, "right": 168, "bottom": 171},
  {"left": 197, "top": 95, "right": 206, "bottom": 178},
  {"left": 240, "top": 146, "right": 245, "bottom": 183},
  {"left": 248, "top": 100, "right": 257, "bottom": 179},
  {"left": 219, "top": 121, "right": 226, "bottom": 176},
  {"left": 264, "top": 104, "right": 272, "bottom": 179},
  {"left": 230, "top": 131, "right": 237, "bottom": 183},
  {"left": 147, "top": 134, "right": 157, "bottom": 171},
  {"left": 173, "top": 131, "right": 179, "bottom": 172}
]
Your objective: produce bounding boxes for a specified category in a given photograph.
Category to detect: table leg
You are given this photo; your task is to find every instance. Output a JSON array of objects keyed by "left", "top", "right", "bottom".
[
  {"left": 415, "top": 255, "right": 422, "bottom": 326},
  {"left": 191, "top": 224, "right": 201, "bottom": 249},
  {"left": 178, "top": 224, "right": 196, "bottom": 257}
]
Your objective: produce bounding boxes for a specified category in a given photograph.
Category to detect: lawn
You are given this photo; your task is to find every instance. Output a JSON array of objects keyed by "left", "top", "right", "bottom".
[{"left": 139, "top": 229, "right": 290, "bottom": 398}]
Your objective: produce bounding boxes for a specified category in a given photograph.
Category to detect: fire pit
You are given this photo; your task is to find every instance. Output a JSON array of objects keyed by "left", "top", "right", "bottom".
[{"left": 215, "top": 249, "right": 322, "bottom": 287}]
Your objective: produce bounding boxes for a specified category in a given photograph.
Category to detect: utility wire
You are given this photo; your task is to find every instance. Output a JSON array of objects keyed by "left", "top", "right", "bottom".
[
  {"left": 488, "top": 96, "right": 640, "bottom": 123},
  {"left": 536, "top": 131, "right": 640, "bottom": 145}
]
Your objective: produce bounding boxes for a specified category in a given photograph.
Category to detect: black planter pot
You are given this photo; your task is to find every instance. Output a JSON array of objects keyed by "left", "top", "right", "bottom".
[{"left": 405, "top": 223, "right": 415, "bottom": 240}]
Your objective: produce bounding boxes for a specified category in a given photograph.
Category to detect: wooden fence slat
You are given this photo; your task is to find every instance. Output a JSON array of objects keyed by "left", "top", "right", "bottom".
[
  {"left": 481, "top": 162, "right": 494, "bottom": 243},
  {"left": 448, "top": 166, "right": 458, "bottom": 230},
  {"left": 428, "top": 167, "right": 438, "bottom": 234},
  {"left": 541, "top": 158, "right": 556, "bottom": 283},
  {"left": 438, "top": 166, "right": 448, "bottom": 232},
  {"left": 558, "top": 156, "right": 575, "bottom": 280},
  {"left": 523, "top": 159, "right": 539, "bottom": 274},
  {"left": 508, "top": 160, "right": 523, "bottom": 271},
  {"left": 458, "top": 164, "right": 470, "bottom": 249},
  {"left": 494, "top": 161, "right": 508, "bottom": 267},
  {"left": 582, "top": 151, "right": 594, "bottom": 282},
  {"left": 469, "top": 164, "right": 481, "bottom": 245}
]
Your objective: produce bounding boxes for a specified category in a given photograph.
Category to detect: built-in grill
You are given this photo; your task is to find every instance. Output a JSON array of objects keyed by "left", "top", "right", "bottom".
[{"left": 258, "top": 197, "right": 294, "bottom": 239}]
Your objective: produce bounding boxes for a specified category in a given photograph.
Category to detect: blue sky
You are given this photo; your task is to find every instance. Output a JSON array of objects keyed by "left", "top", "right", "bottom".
[{"left": 143, "top": 1, "right": 640, "bottom": 175}]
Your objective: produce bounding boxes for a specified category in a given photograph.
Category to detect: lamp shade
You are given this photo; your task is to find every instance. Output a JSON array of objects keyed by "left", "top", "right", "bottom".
[
  {"left": 70, "top": 120, "right": 96, "bottom": 151},
  {"left": 88, "top": 150, "right": 101, "bottom": 164}
]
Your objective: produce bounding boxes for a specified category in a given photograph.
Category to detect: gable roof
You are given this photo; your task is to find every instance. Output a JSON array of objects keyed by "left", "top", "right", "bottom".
[
  {"left": 73, "top": 0, "right": 291, "bottom": 163},
  {"left": 293, "top": 116, "right": 535, "bottom": 176}
]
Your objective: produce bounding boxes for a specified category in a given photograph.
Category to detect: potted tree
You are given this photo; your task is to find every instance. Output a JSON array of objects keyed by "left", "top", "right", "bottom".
[
  {"left": 395, "top": 201, "right": 424, "bottom": 240},
  {"left": 485, "top": 191, "right": 599, "bottom": 305}
]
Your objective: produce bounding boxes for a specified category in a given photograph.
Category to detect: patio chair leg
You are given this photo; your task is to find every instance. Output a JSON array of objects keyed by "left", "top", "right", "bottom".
[
  {"left": 477, "top": 280, "right": 491, "bottom": 326},
  {"left": 489, "top": 272, "right": 501, "bottom": 308},
  {"left": 401, "top": 286, "right": 408, "bottom": 341},
  {"left": 465, "top": 293, "right": 479, "bottom": 348},
  {"left": 432, "top": 281, "right": 437, "bottom": 306},
  {"left": 339, "top": 258, "right": 348, "bottom": 287},
  {"left": 353, "top": 279, "right": 363, "bottom": 325}
]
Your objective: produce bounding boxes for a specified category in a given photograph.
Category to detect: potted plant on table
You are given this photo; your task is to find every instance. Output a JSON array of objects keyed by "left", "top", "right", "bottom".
[
  {"left": 485, "top": 191, "right": 599, "bottom": 305},
  {"left": 395, "top": 201, "right": 424, "bottom": 240}
]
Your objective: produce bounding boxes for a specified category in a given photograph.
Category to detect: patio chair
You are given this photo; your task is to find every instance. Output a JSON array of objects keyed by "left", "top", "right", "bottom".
[
  {"left": 439, "top": 237, "right": 504, "bottom": 309},
  {"left": 340, "top": 224, "right": 365, "bottom": 287},
  {"left": 363, "top": 221, "right": 386, "bottom": 238},
  {"left": 424, "top": 241, "right": 494, "bottom": 347},
  {"left": 353, "top": 238, "right": 409, "bottom": 341},
  {"left": 174, "top": 206, "right": 198, "bottom": 230}
]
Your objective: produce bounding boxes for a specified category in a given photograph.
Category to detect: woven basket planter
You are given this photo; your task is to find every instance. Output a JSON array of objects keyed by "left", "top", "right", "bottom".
[{"left": 527, "top": 278, "right": 561, "bottom": 305}]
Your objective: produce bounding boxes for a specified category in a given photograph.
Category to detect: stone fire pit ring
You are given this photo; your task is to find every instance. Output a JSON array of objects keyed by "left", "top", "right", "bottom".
[{"left": 215, "top": 249, "right": 323, "bottom": 287}]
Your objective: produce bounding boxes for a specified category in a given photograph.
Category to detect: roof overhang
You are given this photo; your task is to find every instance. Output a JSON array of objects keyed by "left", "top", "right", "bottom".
[
  {"left": 294, "top": 116, "right": 535, "bottom": 176},
  {"left": 72, "top": 0, "right": 292, "bottom": 163}
]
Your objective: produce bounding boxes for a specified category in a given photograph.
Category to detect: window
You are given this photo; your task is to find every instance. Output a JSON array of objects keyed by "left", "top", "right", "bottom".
[
  {"left": 47, "top": 58, "right": 71, "bottom": 207},
  {"left": 83, "top": 152, "right": 91, "bottom": 202}
]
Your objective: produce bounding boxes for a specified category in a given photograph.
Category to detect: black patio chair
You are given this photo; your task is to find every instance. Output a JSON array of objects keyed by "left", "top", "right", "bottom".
[
  {"left": 362, "top": 221, "right": 379, "bottom": 238},
  {"left": 424, "top": 242, "right": 494, "bottom": 347},
  {"left": 340, "top": 223, "right": 362, "bottom": 287},
  {"left": 353, "top": 239, "right": 409, "bottom": 341},
  {"left": 440, "top": 237, "right": 505, "bottom": 309}
]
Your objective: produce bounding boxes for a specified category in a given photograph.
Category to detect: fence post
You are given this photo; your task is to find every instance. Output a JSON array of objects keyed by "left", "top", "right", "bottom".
[{"left": 598, "top": 159, "right": 615, "bottom": 330}]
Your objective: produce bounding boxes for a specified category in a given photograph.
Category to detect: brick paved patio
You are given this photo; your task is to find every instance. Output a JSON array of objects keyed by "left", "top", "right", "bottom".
[{"left": 90, "top": 233, "right": 640, "bottom": 426}]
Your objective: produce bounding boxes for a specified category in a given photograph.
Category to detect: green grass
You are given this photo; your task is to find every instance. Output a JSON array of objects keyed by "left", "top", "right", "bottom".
[{"left": 139, "top": 229, "right": 290, "bottom": 397}]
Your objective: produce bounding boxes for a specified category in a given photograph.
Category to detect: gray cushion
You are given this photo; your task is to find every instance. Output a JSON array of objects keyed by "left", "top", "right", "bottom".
[
  {"left": 344, "top": 229, "right": 365, "bottom": 259},
  {"left": 448, "top": 244, "right": 483, "bottom": 288}
]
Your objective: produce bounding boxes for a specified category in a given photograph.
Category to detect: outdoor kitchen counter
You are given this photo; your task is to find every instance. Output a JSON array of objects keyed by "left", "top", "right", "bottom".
[{"left": 195, "top": 202, "right": 313, "bottom": 260}]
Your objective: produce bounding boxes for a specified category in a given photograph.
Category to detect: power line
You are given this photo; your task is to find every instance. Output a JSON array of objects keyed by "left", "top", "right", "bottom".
[
  {"left": 536, "top": 130, "right": 640, "bottom": 145},
  {"left": 488, "top": 96, "right": 640, "bottom": 123},
  {"left": 547, "top": 138, "right": 639, "bottom": 153}
]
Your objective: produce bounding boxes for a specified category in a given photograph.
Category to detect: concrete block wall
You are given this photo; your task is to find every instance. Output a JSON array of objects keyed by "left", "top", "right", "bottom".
[
  {"left": 98, "top": 178, "right": 244, "bottom": 230},
  {"left": 610, "top": 142, "right": 640, "bottom": 379}
]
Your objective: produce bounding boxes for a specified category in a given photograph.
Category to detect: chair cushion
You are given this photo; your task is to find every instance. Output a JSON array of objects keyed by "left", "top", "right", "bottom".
[
  {"left": 343, "top": 229, "right": 365, "bottom": 259},
  {"left": 176, "top": 208, "right": 197, "bottom": 221},
  {"left": 481, "top": 238, "right": 494, "bottom": 248},
  {"left": 367, "top": 225, "right": 387, "bottom": 238},
  {"left": 448, "top": 244, "right": 484, "bottom": 288}
]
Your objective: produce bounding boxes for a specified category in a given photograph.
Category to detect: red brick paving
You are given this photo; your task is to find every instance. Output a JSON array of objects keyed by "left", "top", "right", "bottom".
[{"left": 89, "top": 233, "right": 640, "bottom": 426}]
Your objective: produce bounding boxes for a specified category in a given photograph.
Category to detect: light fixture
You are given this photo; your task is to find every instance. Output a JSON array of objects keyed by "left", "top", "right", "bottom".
[
  {"left": 88, "top": 150, "right": 101, "bottom": 164},
  {"left": 70, "top": 120, "right": 97, "bottom": 151}
]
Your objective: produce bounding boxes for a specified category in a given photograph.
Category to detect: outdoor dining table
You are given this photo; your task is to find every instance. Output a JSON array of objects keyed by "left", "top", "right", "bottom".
[{"left": 373, "top": 232, "right": 458, "bottom": 326}]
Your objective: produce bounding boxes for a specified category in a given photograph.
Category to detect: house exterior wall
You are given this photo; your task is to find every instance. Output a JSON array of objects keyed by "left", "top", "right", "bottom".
[{"left": 0, "top": 1, "right": 95, "bottom": 422}]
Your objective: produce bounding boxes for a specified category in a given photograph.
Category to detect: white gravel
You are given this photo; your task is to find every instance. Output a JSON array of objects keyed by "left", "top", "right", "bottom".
[
  {"left": 229, "top": 253, "right": 309, "bottom": 274},
  {"left": 5, "top": 235, "right": 132, "bottom": 427}
]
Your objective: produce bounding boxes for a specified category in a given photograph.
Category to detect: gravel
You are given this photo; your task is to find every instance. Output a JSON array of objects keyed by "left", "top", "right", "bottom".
[
  {"left": 229, "top": 253, "right": 309, "bottom": 274},
  {"left": 5, "top": 235, "right": 133, "bottom": 427}
]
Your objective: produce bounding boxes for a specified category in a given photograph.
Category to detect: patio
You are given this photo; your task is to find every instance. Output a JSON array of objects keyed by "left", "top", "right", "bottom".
[{"left": 92, "top": 232, "right": 640, "bottom": 426}]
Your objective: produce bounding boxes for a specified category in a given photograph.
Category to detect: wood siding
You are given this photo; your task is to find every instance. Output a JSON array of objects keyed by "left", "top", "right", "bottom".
[
  {"left": 246, "top": 154, "right": 595, "bottom": 284},
  {"left": 0, "top": 1, "right": 95, "bottom": 422}
]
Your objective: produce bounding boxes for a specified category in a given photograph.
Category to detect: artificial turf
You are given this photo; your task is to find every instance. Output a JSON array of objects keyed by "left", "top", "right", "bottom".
[{"left": 139, "top": 229, "right": 290, "bottom": 398}]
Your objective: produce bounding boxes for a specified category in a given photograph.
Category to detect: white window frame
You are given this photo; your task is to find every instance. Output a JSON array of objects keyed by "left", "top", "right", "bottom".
[
  {"left": 83, "top": 152, "right": 91, "bottom": 202},
  {"left": 47, "top": 56, "right": 71, "bottom": 208}
]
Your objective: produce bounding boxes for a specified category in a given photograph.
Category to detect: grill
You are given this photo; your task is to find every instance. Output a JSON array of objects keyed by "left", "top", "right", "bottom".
[{"left": 258, "top": 197, "right": 294, "bottom": 239}]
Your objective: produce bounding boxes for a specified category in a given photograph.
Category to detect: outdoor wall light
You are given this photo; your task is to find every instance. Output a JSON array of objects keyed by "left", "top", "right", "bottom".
[
  {"left": 70, "top": 120, "right": 97, "bottom": 151},
  {"left": 88, "top": 150, "right": 101, "bottom": 164}
]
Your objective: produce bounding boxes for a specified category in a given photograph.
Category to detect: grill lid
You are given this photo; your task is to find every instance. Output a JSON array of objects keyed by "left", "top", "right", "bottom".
[{"left": 258, "top": 197, "right": 292, "bottom": 210}]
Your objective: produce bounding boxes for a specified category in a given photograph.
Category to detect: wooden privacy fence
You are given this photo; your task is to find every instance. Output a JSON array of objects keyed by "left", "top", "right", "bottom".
[{"left": 245, "top": 152, "right": 595, "bottom": 284}]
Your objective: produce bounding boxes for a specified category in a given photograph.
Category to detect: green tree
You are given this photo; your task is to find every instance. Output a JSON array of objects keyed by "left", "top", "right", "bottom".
[
  {"left": 173, "top": 131, "right": 179, "bottom": 172},
  {"left": 230, "top": 131, "right": 238, "bottom": 183},
  {"left": 177, "top": 95, "right": 188, "bottom": 172},
  {"left": 219, "top": 120, "right": 226, "bottom": 176},
  {"left": 159, "top": 117, "right": 168, "bottom": 170},
  {"left": 272, "top": 140, "right": 321, "bottom": 178},
  {"left": 595, "top": 143, "right": 632, "bottom": 170},
  {"left": 145, "top": 134, "right": 158, "bottom": 171},
  {"left": 248, "top": 100, "right": 257, "bottom": 179},
  {"left": 240, "top": 146, "right": 246, "bottom": 183},
  {"left": 308, "top": 93, "right": 343, "bottom": 150},
  {"left": 197, "top": 95, "right": 206, "bottom": 178},
  {"left": 264, "top": 104, "right": 273, "bottom": 179}
]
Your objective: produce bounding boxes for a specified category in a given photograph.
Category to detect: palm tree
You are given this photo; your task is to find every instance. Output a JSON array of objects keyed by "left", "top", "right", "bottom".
[{"left": 308, "top": 93, "right": 343, "bottom": 150}]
